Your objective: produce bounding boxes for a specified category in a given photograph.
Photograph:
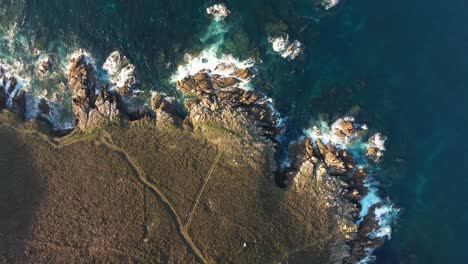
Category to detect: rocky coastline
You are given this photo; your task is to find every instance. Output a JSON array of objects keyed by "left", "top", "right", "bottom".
[{"left": 0, "top": 45, "right": 396, "bottom": 262}]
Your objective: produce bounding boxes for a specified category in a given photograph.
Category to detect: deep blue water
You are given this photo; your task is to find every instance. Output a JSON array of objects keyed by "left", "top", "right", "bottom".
[{"left": 1, "top": 0, "right": 467, "bottom": 263}]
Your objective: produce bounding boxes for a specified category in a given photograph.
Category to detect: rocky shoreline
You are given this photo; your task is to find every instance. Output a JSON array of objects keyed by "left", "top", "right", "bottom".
[{"left": 0, "top": 47, "right": 394, "bottom": 263}]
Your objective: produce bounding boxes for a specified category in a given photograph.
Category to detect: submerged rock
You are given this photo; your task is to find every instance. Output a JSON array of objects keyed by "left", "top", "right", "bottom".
[{"left": 35, "top": 55, "right": 53, "bottom": 79}]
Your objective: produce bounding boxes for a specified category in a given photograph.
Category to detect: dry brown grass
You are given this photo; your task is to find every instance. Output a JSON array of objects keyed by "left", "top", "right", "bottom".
[{"left": 0, "top": 112, "right": 336, "bottom": 263}]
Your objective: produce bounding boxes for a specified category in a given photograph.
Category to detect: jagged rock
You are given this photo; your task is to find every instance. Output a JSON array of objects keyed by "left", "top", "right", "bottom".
[
  {"left": 12, "top": 90, "right": 26, "bottom": 119},
  {"left": 366, "top": 133, "right": 386, "bottom": 163},
  {"left": 151, "top": 92, "right": 184, "bottom": 125},
  {"left": 68, "top": 55, "right": 121, "bottom": 130},
  {"left": 231, "top": 68, "right": 251, "bottom": 80},
  {"left": 38, "top": 98, "right": 51, "bottom": 115},
  {"left": 268, "top": 33, "right": 304, "bottom": 60},
  {"left": 36, "top": 98, "right": 75, "bottom": 136},
  {"left": 68, "top": 55, "right": 97, "bottom": 103},
  {"left": 0, "top": 86, "right": 5, "bottom": 110},
  {"left": 177, "top": 72, "right": 213, "bottom": 95},
  {"left": 94, "top": 87, "right": 120, "bottom": 121},
  {"left": 206, "top": 3, "right": 230, "bottom": 20},
  {"left": 7, "top": 77, "right": 17, "bottom": 94},
  {"left": 35, "top": 56, "right": 53, "bottom": 79},
  {"left": 316, "top": 139, "right": 347, "bottom": 176},
  {"left": 176, "top": 68, "right": 281, "bottom": 140},
  {"left": 212, "top": 76, "right": 240, "bottom": 89},
  {"left": 344, "top": 205, "right": 384, "bottom": 264}
]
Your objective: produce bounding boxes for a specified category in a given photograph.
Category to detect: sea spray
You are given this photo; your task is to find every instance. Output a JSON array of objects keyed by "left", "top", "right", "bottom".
[{"left": 305, "top": 116, "right": 398, "bottom": 263}]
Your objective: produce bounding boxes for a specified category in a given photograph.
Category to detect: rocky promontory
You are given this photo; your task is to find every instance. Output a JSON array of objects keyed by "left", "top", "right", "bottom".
[{"left": 0, "top": 47, "right": 395, "bottom": 263}]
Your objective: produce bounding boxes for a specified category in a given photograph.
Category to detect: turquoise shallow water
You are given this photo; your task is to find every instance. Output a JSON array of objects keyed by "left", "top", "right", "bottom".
[{"left": 1, "top": 0, "right": 467, "bottom": 262}]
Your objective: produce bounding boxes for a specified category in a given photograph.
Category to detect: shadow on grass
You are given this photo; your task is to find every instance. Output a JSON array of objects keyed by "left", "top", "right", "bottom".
[{"left": 0, "top": 125, "right": 42, "bottom": 261}]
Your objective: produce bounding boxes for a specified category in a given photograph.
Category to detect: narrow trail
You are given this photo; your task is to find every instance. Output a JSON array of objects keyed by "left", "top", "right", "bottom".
[
  {"left": 0, "top": 122, "right": 98, "bottom": 149},
  {"left": 185, "top": 150, "right": 223, "bottom": 229},
  {"left": 0, "top": 123, "right": 209, "bottom": 263},
  {"left": 98, "top": 131, "right": 208, "bottom": 264}
]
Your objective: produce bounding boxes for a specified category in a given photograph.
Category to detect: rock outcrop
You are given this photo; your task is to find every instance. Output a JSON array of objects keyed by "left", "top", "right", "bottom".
[
  {"left": 206, "top": 3, "right": 230, "bottom": 20},
  {"left": 268, "top": 33, "right": 304, "bottom": 60},
  {"left": 176, "top": 68, "right": 282, "bottom": 141},
  {"left": 68, "top": 53, "right": 153, "bottom": 130},
  {"left": 151, "top": 92, "right": 185, "bottom": 126},
  {"left": 0, "top": 66, "right": 29, "bottom": 118},
  {"left": 35, "top": 55, "right": 53, "bottom": 79}
]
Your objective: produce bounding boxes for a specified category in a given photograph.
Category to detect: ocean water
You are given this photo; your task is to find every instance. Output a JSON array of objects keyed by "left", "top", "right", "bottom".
[{"left": 1, "top": 0, "right": 467, "bottom": 263}]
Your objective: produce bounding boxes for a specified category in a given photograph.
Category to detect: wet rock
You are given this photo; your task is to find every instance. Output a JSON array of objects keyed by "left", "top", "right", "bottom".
[
  {"left": 231, "top": 68, "right": 252, "bottom": 80},
  {"left": 94, "top": 87, "right": 120, "bottom": 121},
  {"left": 68, "top": 55, "right": 97, "bottom": 103},
  {"left": 331, "top": 117, "right": 367, "bottom": 140},
  {"left": 36, "top": 98, "right": 75, "bottom": 136},
  {"left": 212, "top": 76, "right": 240, "bottom": 89},
  {"left": 177, "top": 72, "right": 213, "bottom": 95},
  {"left": 0, "top": 86, "right": 5, "bottom": 110},
  {"left": 38, "top": 98, "right": 51, "bottom": 115},
  {"left": 345, "top": 205, "right": 384, "bottom": 264},
  {"left": 151, "top": 92, "right": 184, "bottom": 125},
  {"left": 35, "top": 56, "right": 53, "bottom": 79},
  {"left": 68, "top": 54, "right": 121, "bottom": 130},
  {"left": 206, "top": 3, "right": 230, "bottom": 20},
  {"left": 12, "top": 90, "right": 26, "bottom": 119},
  {"left": 7, "top": 77, "right": 18, "bottom": 94},
  {"left": 366, "top": 133, "right": 386, "bottom": 163},
  {"left": 316, "top": 139, "right": 347, "bottom": 176},
  {"left": 176, "top": 66, "right": 281, "bottom": 140},
  {"left": 268, "top": 33, "right": 304, "bottom": 60}
]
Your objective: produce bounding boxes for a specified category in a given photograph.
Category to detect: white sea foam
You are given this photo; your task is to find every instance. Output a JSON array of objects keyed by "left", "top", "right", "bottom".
[
  {"left": 305, "top": 116, "right": 368, "bottom": 148},
  {"left": 103, "top": 50, "right": 124, "bottom": 77},
  {"left": 65, "top": 49, "right": 96, "bottom": 74},
  {"left": 206, "top": 3, "right": 231, "bottom": 20},
  {"left": 0, "top": 62, "right": 31, "bottom": 108},
  {"left": 306, "top": 116, "right": 398, "bottom": 263},
  {"left": 367, "top": 133, "right": 387, "bottom": 151},
  {"left": 268, "top": 33, "right": 304, "bottom": 60},
  {"left": 322, "top": 0, "right": 341, "bottom": 10},
  {"left": 172, "top": 46, "right": 255, "bottom": 90},
  {"left": 103, "top": 50, "right": 137, "bottom": 90}
]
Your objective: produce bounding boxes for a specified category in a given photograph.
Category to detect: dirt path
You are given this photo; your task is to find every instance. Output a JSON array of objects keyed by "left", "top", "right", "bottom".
[
  {"left": 0, "top": 123, "right": 209, "bottom": 263},
  {"left": 98, "top": 131, "right": 208, "bottom": 264},
  {"left": 185, "top": 150, "right": 223, "bottom": 229}
]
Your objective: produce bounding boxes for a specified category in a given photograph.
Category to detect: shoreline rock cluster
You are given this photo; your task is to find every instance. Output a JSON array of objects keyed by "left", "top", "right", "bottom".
[
  {"left": 277, "top": 119, "right": 390, "bottom": 263},
  {"left": 176, "top": 64, "right": 282, "bottom": 142}
]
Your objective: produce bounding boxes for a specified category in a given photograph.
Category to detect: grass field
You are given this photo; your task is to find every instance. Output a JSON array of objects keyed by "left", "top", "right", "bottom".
[{"left": 0, "top": 111, "right": 339, "bottom": 263}]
